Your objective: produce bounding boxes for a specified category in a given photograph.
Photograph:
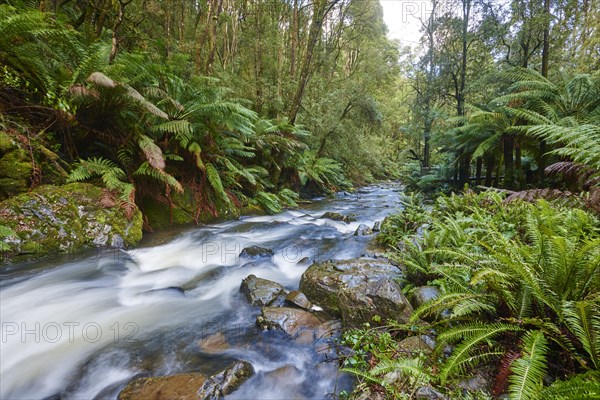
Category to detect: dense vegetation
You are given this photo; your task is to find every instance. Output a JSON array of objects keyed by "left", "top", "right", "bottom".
[
  {"left": 1, "top": 0, "right": 599, "bottom": 397},
  {"left": 0, "top": 0, "right": 400, "bottom": 230},
  {"left": 342, "top": 191, "right": 599, "bottom": 398}
]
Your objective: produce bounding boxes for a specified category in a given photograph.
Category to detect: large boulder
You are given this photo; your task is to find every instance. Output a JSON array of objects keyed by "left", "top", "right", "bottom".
[
  {"left": 299, "top": 258, "right": 413, "bottom": 325},
  {"left": 0, "top": 183, "right": 143, "bottom": 263},
  {"left": 338, "top": 278, "right": 413, "bottom": 325},
  {"left": 240, "top": 275, "right": 287, "bottom": 307}
]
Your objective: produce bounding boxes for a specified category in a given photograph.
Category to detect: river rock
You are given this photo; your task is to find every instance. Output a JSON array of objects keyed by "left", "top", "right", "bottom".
[
  {"left": 354, "top": 388, "right": 386, "bottom": 400},
  {"left": 457, "top": 372, "right": 490, "bottom": 392},
  {"left": 372, "top": 221, "right": 382, "bottom": 232},
  {"left": 0, "top": 183, "right": 143, "bottom": 263},
  {"left": 240, "top": 274, "right": 287, "bottom": 306},
  {"left": 409, "top": 286, "right": 441, "bottom": 309},
  {"left": 118, "top": 373, "right": 207, "bottom": 400},
  {"left": 320, "top": 211, "right": 356, "bottom": 224},
  {"left": 299, "top": 258, "right": 412, "bottom": 325},
  {"left": 198, "top": 332, "right": 230, "bottom": 354},
  {"left": 397, "top": 335, "right": 435, "bottom": 356},
  {"left": 256, "top": 307, "right": 322, "bottom": 337},
  {"left": 416, "top": 386, "right": 446, "bottom": 400},
  {"left": 338, "top": 278, "right": 413, "bottom": 325},
  {"left": 284, "top": 290, "right": 312, "bottom": 310},
  {"left": 256, "top": 306, "right": 337, "bottom": 345},
  {"left": 239, "top": 246, "right": 274, "bottom": 259},
  {"left": 354, "top": 224, "right": 373, "bottom": 236},
  {"left": 197, "top": 360, "right": 255, "bottom": 399}
]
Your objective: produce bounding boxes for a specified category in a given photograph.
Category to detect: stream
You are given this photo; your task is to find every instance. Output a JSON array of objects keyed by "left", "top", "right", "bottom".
[{"left": 0, "top": 183, "right": 403, "bottom": 400}]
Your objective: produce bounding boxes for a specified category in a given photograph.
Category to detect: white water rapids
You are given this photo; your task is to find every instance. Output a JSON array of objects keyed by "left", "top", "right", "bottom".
[{"left": 0, "top": 184, "right": 403, "bottom": 400}]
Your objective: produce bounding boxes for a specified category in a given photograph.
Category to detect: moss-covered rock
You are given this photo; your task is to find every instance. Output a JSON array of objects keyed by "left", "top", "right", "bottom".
[
  {"left": 299, "top": 258, "right": 412, "bottom": 325},
  {"left": 0, "top": 183, "right": 143, "bottom": 264},
  {"left": 0, "top": 148, "right": 32, "bottom": 199}
]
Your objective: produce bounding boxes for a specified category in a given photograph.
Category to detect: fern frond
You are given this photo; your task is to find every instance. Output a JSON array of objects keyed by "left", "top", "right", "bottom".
[
  {"left": 540, "top": 371, "right": 600, "bottom": 399},
  {"left": 138, "top": 134, "right": 165, "bottom": 170},
  {"left": 439, "top": 323, "right": 522, "bottom": 384},
  {"left": 509, "top": 330, "right": 549, "bottom": 400},
  {"left": 563, "top": 301, "right": 600, "bottom": 369}
]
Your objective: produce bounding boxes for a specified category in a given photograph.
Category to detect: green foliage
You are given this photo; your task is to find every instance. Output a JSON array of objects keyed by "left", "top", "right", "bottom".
[
  {"left": 356, "top": 190, "right": 600, "bottom": 398},
  {"left": 0, "top": 225, "right": 17, "bottom": 252},
  {"left": 508, "top": 331, "right": 549, "bottom": 400}
]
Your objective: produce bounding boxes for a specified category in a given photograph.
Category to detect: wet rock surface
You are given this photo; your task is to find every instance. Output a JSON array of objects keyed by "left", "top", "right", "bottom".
[
  {"left": 409, "top": 286, "right": 441, "bottom": 309},
  {"left": 240, "top": 274, "right": 287, "bottom": 306},
  {"left": 118, "top": 361, "right": 254, "bottom": 400},
  {"left": 354, "top": 224, "right": 373, "bottom": 236},
  {"left": 118, "top": 373, "right": 207, "bottom": 400},
  {"left": 320, "top": 211, "right": 356, "bottom": 224},
  {"left": 197, "top": 361, "right": 255, "bottom": 399},
  {"left": 299, "top": 258, "right": 412, "bottom": 325},
  {"left": 239, "top": 246, "right": 274, "bottom": 259},
  {"left": 284, "top": 290, "right": 313, "bottom": 310}
]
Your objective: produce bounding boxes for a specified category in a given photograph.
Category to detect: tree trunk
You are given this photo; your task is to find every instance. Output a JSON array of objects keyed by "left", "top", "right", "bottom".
[
  {"left": 539, "top": 0, "right": 551, "bottom": 185},
  {"left": 290, "top": 0, "right": 298, "bottom": 80},
  {"left": 109, "top": 0, "right": 129, "bottom": 64},
  {"left": 515, "top": 139, "right": 524, "bottom": 189},
  {"left": 288, "top": 0, "right": 340, "bottom": 124},
  {"left": 206, "top": 0, "right": 224, "bottom": 74},
  {"left": 485, "top": 156, "right": 494, "bottom": 186},
  {"left": 503, "top": 134, "right": 515, "bottom": 189},
  {"left": 475, "top": 157, "right": 483, "bottom": 186}
]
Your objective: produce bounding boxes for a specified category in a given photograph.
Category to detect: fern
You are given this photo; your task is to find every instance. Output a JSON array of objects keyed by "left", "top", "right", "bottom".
[
  {"left": 508, "top": 331, "right": 549, "bottom": 400},
  {"left": 205, "top": 163, "right": 230, "bottom": 205},
  {"left": 563, "top": 301, "right": 600, "bottom": 369},
  {"left": 540, "top": 371, "right": 600, "bottom": 399},
  {"left": 133, "top": 162, "right": 183, "bottom": 193},
  {"left": 438, "top": 323, "right": 522, "bottom": 384},
  {"left": 371, "top": 357, "right": 432, "bottom": 386}
]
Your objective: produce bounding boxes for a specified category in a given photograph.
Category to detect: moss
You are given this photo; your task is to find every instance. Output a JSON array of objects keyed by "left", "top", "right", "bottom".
[
  {"left": 0, "top": 132, "right": 15, "bottom": 152},
  {"left": 0, "top": 183, "right": 143, "bottom": 264},
  {"left": 0, "top": 149, "right": 32, "bottom": 198}
]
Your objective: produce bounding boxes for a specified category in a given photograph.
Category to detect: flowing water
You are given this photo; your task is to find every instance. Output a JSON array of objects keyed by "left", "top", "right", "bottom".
[{"left": 0, "top": 183, "right": 403, "bottom": 400}]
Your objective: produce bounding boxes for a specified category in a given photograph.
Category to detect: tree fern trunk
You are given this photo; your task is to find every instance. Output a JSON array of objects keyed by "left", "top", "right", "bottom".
[
  {"left": 485, "top": 156, "right": 494, "bottom": 187},
  {"left": 504, "top": 133, "right": 515, "bottom": 189},
  {"left": 475, "top": 157, "right": 483, "bottom": 186}
]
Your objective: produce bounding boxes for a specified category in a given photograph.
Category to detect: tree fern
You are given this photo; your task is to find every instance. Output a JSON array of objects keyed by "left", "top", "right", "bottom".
[
  {"left": 68, "top": 157, "right": 137, "bottom": 216},
  {"left": 133, "top": 162, "right": 183, "bottom": 193},
  {"left": 205, "top": 163, "right": 230, "bottom": 205}
]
